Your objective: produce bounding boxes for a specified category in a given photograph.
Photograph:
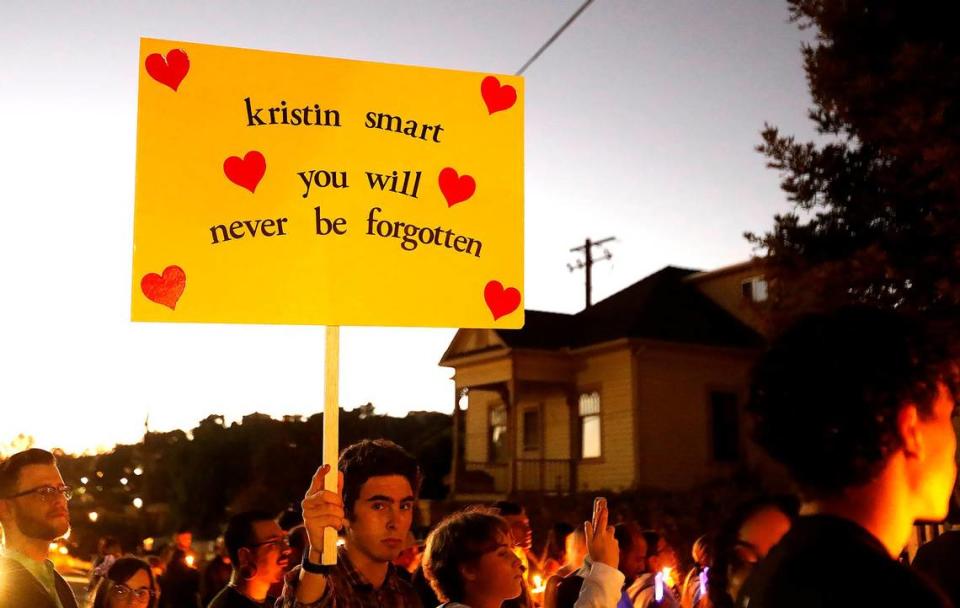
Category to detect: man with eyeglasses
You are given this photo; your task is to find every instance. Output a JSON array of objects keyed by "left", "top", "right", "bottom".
[
  {"left": 0, "top": 448, "right": 79, "bottom": 608},
  {"left": 208, "top": 510, "right": 292, "bottom": 608}
]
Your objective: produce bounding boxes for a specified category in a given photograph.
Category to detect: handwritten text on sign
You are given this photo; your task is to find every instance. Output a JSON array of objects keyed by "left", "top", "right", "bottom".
[{"left": 132, "top": 39, "right": 523, "bottom": 327}]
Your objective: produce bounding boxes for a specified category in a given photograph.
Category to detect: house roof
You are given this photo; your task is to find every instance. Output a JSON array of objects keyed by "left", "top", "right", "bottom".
[{"left": 493, "top": 266, "right": 763, "bottom": 351}]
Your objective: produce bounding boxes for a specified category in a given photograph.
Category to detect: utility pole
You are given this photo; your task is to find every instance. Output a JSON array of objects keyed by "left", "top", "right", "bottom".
[{"left": 568, "top": 236, "right": 615, "bottom": 308}]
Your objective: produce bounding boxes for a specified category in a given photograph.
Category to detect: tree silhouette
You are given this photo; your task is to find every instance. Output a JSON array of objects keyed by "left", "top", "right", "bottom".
[
  {"left": 749, "top": 0, "right": 960, "bottom": 331},
  {"left": 53, "top": 405, "right": 451, "bottom": 554}
]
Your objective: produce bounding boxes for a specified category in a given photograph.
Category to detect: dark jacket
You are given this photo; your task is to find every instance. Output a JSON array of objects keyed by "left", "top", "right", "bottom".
[
  {"left": 554, "top": 571, "right": 585, "bottom": 608},
  {"left": 913, "top": 530, "right": 960, "bottom": 608},
  {"left": 0, "top": 555, "right": 79, "bottom": 608},
  {"left": 738, "top": 515, "right": 952, "bottom": 608}
]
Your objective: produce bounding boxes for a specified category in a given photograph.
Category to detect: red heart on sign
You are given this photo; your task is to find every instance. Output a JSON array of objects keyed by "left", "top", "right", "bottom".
[
  {"left": 145, "top": 49, "right": 190, "bottom": 92},
  {"left": 141, "top": 266, "right": 186, "bottom": 310},
  {"left": 439, "top": 167, "right": 476, "bottom": 206},
  {"left": 484, "top": 280, "right": 521, "bottom": 320},
  {"left": 223, "top": 151, "right": 266, "bottom": 193},
  {"left": 481, "top": 76, "right": 517, "bottom": 114}
]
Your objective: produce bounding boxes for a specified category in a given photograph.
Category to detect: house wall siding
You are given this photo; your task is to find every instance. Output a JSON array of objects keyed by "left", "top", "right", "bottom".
[
  {"left": 454, "top": 358, "right": 513, "bottom": 388},
  {"left": 510, "top": 387, "right": 573, "bottom": 461},
  {"left": 574, "top": 347, "right": 636, "bottom": 492},
  {"left": 464, "top": 389, "right": 501, "bottom": 463},
  {"left": 634, "top": 345, "right": 757, "bottom": 489},
  {"left": 690, "top": 267, "right": 766, "bottom": 334},
  {"left": 543, "top": 393, "right": 572, "bottom": 460}
]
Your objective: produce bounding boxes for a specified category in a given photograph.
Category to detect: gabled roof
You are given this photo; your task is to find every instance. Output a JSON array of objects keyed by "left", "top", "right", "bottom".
[
  {"left": 493, "top": 310, "right": 575, "bottom": 350},
  {"left": 492, "top": 266, "right": 763, "bottom": 351}
]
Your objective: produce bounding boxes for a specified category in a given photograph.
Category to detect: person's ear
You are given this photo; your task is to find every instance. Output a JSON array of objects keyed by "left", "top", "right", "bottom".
[
  {"left": 459, "top": 562, "right": 478, "bottom": 583},
  {"left": 237, "top": 547, "right": 253, "bottom": 566},
  {"left": 898, "top": 404, "right": 923, "bottom": 459}
]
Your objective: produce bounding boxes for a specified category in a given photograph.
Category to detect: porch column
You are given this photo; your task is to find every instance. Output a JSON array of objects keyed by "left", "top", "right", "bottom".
[
  {"left": 450, "top": 385, "right": 463, "bottom": 496},
  {"left": 567, "top": 389, "right": 580, "bottom": 494},
  {"left": 496, "top": 380, "right": 519, "bottom": 494}
]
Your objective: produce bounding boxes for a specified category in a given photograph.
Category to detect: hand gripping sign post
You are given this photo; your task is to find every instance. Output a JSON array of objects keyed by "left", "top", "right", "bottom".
[{"left": 132, "top": 39, "right": 523, "bottom": 563}]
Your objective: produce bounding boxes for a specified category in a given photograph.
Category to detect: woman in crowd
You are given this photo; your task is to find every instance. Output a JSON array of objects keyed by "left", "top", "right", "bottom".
[
  {"left": 680, "top": 535, "right": 712, "bottom": 608},
  {"left": 88, "top": 556, "right": 160, "bottom": 608},
  {"left": 704, "top": 497, "right": 797, "bottom": 608}
]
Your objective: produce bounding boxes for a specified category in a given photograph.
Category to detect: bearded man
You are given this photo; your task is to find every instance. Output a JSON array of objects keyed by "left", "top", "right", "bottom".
[{"left": 0, "top": 448, "right": 79, "bottom": 608}]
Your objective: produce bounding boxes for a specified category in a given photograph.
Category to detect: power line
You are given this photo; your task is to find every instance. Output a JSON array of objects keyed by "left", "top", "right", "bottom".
[{"left": 516, "top": 0, "right": 596, "bottom": 76}]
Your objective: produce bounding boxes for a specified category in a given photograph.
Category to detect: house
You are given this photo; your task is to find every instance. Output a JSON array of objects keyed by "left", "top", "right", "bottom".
[{"left": 439, "top": 261, "right": 772, "bottom": 499}]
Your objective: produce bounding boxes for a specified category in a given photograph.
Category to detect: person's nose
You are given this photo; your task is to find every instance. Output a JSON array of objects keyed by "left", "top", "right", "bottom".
[{"left": 51, "top": 492, "right": 68, "bottom": 510}]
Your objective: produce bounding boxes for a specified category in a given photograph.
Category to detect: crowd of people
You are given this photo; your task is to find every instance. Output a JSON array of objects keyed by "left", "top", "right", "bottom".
[{"left": 1, "top": 306, "right": 959, "bottom": 608}]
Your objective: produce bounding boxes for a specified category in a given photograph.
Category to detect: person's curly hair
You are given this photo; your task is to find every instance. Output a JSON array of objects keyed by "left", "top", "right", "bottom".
[
  {"left": 749, "top": 307, "right": 959, "bottom": 498},
  {"left": 422, "top": 507, "right": 511, "bottom": 603}
]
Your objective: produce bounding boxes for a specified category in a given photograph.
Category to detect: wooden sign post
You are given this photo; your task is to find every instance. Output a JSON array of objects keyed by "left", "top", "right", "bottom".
[{"left": 322, "top": 325, "right": 340, "bottom": 564}]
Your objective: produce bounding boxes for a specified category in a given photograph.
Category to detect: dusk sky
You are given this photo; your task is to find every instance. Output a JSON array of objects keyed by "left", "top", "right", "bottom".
[{"left": 1, "top": 1, "right": 817, "bottom": 454}]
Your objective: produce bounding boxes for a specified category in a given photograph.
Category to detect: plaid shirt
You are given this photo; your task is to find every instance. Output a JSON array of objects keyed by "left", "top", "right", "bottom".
[{"left": 278, "top": 546, "right": 423, "bottom": 608}]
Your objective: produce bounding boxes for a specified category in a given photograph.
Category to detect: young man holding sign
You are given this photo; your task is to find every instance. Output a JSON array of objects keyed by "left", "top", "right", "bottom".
[{"left": 281, "top": 439, "right": 423, "bottom": 608}]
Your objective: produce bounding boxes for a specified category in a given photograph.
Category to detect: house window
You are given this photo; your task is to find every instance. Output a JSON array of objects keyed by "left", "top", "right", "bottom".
[
  {"left": 488, "top": 404, "right": 508, "bottom": 463},
  {"left": 710, "top": 391, "right": 739, "bottom": 462},
  {"left": 522, "top": 408, "right": 541, "bottom": 451},
  {"left": 579, "top": 392, "right": 602, "bottom": 459},
  {"left": 741, "top": 276, "right": 768, "bottom": 302}
]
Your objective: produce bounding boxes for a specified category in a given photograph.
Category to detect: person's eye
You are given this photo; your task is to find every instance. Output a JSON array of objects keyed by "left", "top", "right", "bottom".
[
  {"left": 372, "top": 502, "right": 385, "bottom": 510},
  {"left": 400, "top": 502, "right": 413, "bottom": 511}
]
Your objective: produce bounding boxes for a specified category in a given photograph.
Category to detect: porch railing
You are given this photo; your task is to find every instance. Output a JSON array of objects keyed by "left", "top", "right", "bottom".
[{"left": 460, "top": 459, "right": 573, "bottom": 495}]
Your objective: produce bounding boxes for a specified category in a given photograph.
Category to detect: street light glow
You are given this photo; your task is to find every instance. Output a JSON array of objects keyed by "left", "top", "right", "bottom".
[
  {"left": 88, "top": 512, "right": 99, "bottom": 522},
  {"left": 133, "top": 497, "right": 143, "bottom": 509}
]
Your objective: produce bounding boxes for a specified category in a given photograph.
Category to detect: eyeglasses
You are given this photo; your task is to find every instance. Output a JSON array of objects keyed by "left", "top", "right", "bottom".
[
  {"left": 4, "top": 485, "right": 73, "bottom": 502},
  {"left": 109, "top": 584, "right": 157, "bottom": 603},
  {"left": 249, "top": 536, "right": 290, "bottom": 551}
]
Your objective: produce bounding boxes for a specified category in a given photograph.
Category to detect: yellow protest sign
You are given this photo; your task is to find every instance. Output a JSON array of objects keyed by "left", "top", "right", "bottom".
[{"left": 131, "top": 38, "right": 523, "bottom": 328}]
